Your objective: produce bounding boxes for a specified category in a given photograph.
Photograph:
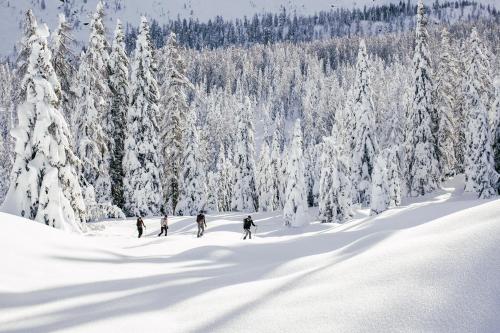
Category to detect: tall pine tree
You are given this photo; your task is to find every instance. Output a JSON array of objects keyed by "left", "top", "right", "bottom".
[
  {"left": 108, "top": 20, "right": 129, "bottom": 209},
  {"left": 319, "top": 136, "right": 352, "bottom": 224},
  {"left": 436, "top": 28, "right": 458, "bottom": 178},
  {"left": 74, "top": 1, "right": 111, "bottom": 203},
  {"left": 283, "top": 120, "right": 308, "bottom": 227},
  {"left": 176, "top": 108, "right": 207, "bottom": 216},
  {"left": 257, "top": 141, "right": 274, "bottom": 212},
  {"left": 158, "top": 32, "right": 192, "bottom": 213},
  {"left": 123, "top": 17, "right": 164, "bottom": 216},
  {"left": 350, "top": 39, "right": 378, "bottom": 206},
  {"left": 405, "top": 0, "right": 440, "bottom": 196},
  {"left": 463, "top": 28, "right": 498, "bottom": 198},
  {"left": 231, "top": 98, "right": 258, "bottom": 212}
]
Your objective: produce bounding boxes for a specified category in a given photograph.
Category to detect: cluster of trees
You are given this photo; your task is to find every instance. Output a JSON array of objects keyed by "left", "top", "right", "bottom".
[
  {"left": 122, "top": 0, "right": 500, "bottom": 53},
  {"left": 0, "top": 0, "right": 498, "bottom": 232}
]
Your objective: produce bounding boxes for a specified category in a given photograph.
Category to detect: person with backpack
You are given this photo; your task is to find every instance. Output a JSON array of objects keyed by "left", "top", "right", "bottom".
[
  {"left": 196, "top": 212, "right": 207, "bottom": 238},
  {"left": 243, "top": 215, "right": 256, "bottom": 240},
  {"left": 158, "top": 215, "right": 168, "bottom": 237},
  {"left": 137, "top": 217, "right": 146, "bottom": 238}
]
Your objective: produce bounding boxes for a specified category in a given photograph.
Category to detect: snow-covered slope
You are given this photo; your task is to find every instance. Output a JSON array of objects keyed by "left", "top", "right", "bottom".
[
  {"left": 0, "top": 0, "right": 497, "bottom": 57},
  {"left": 0, "top": 176, "right": 499, "bottom": 333}
]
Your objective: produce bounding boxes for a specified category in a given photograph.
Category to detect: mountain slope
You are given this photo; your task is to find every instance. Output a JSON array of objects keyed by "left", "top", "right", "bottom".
[
  {"left": 0, "top": 0, "right": 498, "bottom": 57},
  {"left": 0, "top": 176, "right": 499, "bottom": 332}
]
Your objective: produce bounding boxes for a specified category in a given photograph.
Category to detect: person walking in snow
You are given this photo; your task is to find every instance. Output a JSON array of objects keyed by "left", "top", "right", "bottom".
[
  {"left": 243, "top": 215, "right": 256, "bottom": 240},
  {"left": 196, "top": 212, "right": 207, "bottom": 238},
  {"left": 158, "top": 215, "right": 169, "bottom": 237},
  {"left": 137, "top": 217, "right": 146, "bottom": 238}
]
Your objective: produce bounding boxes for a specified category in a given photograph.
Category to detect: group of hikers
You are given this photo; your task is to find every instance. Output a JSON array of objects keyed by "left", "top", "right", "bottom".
[{"left": 135, "top": 213, "right": 257, "bottom": 240}]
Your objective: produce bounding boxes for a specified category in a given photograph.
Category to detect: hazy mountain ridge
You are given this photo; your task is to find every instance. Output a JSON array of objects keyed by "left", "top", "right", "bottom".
[{"left": 0, "top": 0, "right": 498, "bottom": 58}]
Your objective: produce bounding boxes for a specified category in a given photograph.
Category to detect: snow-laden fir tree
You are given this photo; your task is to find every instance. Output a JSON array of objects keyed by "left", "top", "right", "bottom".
[
  {"left": 279, "top": 147, "right": 289, "bottom": 209},
  {"left": 257, "top": 141, "right": 275, "bottom": 212},
  {"left": 0, "top": 128, "right": 11, "bottom": 204},
  {"left": 51, "top": 13, "right": 76, "bottom": 128},
  {"left": 74, "top": 1, "right": 111, "bottom": 203},
  {"left": 14, "top": 9, "right": 38, "bottom": 108},
  {"left": 405, "top": 0, "right": 440, "bottom": 196},
  {"left": 123, "top": 16, "right": 164, "bottom": 216},
  {"left": 0, "top": 64, "right": 14, "bottom": 204},
  {"left": 350, "top": 39, "right": 378, "bottom": 206},
  {"left": 1, "top": 24, "right": 86, "bottom": 232},
  {"left": 176, "top": 108, "right": 207, "bottom": 216},
  {"left": 370, "top": 152, "right": 390, "bottom": 215},
  {"left": 270, "top": 134, "right": 282, "bottom": 210},
  {"left": 205, "top": 171, "right": 219, "bottom": 213},
  {"left": 493, "top": 79, "right": 500, "bottom": 185},
  {"left": 231, "top": 97, "right": 258, "bottom": 212},
  {"left": 463, "top": 28, "right": 498, "bottom": 199},
  {"left": 158, "top": 32, "right": 192, "bottom": 213},
  {"left": 108, "top": 20, "right": 129, "bottom": 209},
  {"left": 436, "top": 28, "right": 458, "bottom": 178},
  {"left": 216, "top": 146, "right": 234, "bottom": 212},
  {"left": 283, "top": 120, "right": 308, "bottom": 227},
  {"left": 319, "top": 136, "right": 352, "bottom": 224}
]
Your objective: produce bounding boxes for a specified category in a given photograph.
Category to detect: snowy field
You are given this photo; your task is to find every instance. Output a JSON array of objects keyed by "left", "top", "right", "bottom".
[{"left": 0, "top": 176, "right": 499, "bottom": 333}]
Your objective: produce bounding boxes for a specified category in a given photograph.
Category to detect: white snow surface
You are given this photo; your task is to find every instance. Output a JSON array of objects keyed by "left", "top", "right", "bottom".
[{"left": 0, "top": 176, "right": 499, "bottom": 333}]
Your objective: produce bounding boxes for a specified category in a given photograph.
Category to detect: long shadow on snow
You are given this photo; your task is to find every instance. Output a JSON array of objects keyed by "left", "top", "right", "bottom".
[{"left": 0, "top": 200, "right": 494, "bottom": 333}]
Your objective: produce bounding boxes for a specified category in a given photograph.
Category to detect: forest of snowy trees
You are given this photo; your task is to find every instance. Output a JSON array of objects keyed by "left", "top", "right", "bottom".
[{"left": 0, "top": 0, "right": 498, "bottom": 231}]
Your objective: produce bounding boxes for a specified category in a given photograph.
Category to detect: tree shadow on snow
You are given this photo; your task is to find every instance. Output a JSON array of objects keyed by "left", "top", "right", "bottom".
[{"left": 0, "top": 198, "right": 496, "bottom": 333}]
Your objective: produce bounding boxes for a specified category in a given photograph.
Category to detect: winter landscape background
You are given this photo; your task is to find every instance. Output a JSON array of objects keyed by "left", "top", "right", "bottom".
[{"left": 0, "top": 0, "right": 499, "bottom": 332}]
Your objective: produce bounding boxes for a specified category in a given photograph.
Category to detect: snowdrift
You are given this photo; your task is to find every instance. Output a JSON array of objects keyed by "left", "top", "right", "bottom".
[{"left": 0, "top": 177, "right": 499, "bottom": 333}]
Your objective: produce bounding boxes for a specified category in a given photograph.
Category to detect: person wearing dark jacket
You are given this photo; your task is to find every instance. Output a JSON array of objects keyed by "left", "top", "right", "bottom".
[
  {"left": 243, "top": 215, "right": 256, "bottom": 240},
  {"left": 137, "top": 217, "right": 146, "bottom": 238},
  {"left": 196, "top": 212, "right": 207, "bottom": 238}
]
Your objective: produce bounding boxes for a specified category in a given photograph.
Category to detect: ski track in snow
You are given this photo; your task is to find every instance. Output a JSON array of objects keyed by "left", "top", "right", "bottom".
[{"left": 0, "top": 176, "right": 499, "bottom": 332}]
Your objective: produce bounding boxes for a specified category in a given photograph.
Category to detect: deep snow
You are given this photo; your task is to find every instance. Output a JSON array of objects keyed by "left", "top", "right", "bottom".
[{"left": 0, "top": 176, "right": 499, "bottom": 333}]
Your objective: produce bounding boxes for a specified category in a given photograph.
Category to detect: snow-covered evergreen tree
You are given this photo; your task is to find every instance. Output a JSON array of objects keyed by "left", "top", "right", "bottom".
[
  {"left": 463, "top": 28, "right": 498, "bottom": 199},
  {"left": 108, "top": 20, "right": 129, "bottom": 209},
  {"left": 216, "top": 146, "right": 234, "bottom": 212},
  {"left": 74, "top": 1, "right": 111, "bottom": 203},
  {"left": 0, "top": 64, "right": 14, "bottom": 204},
  {"left": 1, "top": 24, "right": 86, "bottom": 232},
  {"left": 350, "top": 39, "right": 378, "bottom": 206},
  {"left": 283, "top": 120, "right": 308, "bottom": 227},
  {"left": 123, "top": 16, "right": 163, "bottom": 216},
  {"left": 319, "top": 136, "right": 352, "bottom": 224},
  {"left": 405, "top": 0, "right": 440, "bottom": 196},
  {"left": 0, "top": 128, "right": 11, "bottom": 204},
  {"left": 176, "top": 108, "right": 207, "bottom": 216},
  {"left": 370, "top": 151, "right": 391, "bottom": 215},
  {"left": 279, "top": 146, "right": 289, "bottom": 209},
  {"left": 51, "top": 13, "right": 76, "bottom": 128},
  {"left": 270, "top": 134, "right": 282, "bottom": 210},
  {"left": 231, "top": 98, "right": 258, "bottom": 212},
  {"left": 14, "top": 9, "right": 38, "bottom": 107},
  {"left": 436, "top": 28, "right": 458, "bottom": 178},
  {"left": 206, "top": 171, "right": 219, "bottom": 213},
  {"left": 257, "top": 141, "right": 274, "bottom": 212},
  {"left": 386, "top": 145, "right": 403, "bottom": 207},
  {"left": 158, "top": 32, "right": 192, "bottom": 213},
  {"left": 493, "top": 79, "right": 500, "bottom": 186}
]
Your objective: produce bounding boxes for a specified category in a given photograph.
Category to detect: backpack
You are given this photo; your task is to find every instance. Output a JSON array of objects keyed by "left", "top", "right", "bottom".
[{"left": 243, "top": 218, "right": 252, "bottom": 229}]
